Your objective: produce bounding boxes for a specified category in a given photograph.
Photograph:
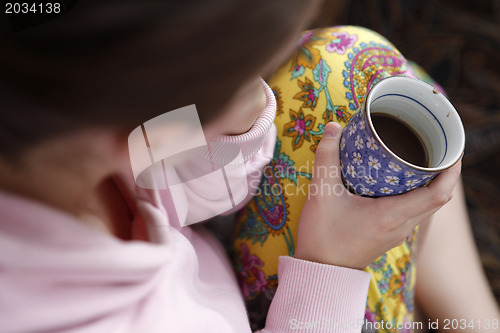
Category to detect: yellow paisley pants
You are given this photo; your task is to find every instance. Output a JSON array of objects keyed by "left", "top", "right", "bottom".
[{"left": 232, "top": 26, "right": 443, "bottom": 333}]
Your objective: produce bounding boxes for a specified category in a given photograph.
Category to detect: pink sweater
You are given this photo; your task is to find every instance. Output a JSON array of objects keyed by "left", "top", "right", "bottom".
[{"left": 0, "top": 81, "right": 371, "bottom": 333}]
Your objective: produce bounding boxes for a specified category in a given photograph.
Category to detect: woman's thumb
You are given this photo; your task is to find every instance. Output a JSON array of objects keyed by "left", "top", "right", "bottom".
[{"left": 312, "top": 122, "right": 343, "bottom": 184}]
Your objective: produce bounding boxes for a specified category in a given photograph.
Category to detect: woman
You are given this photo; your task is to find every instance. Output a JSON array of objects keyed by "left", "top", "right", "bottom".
[{"left": 0, "top": 1, "right": 486, "bottom": 332}]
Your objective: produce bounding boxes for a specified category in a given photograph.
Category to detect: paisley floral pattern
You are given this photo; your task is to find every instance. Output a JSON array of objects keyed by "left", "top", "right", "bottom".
[
  {"left": 233, "top": 139, "right": 297, "bottom": 251},
  {"left": 283, "top": 108, "right": 316, "bottom": 150},
  {"left": 272, "top": 87, "right": 284, "bottom": 116},
  {"left": 233, "top": 26, "right": 442, "bottom": 332},
  {"left": 289, "top": 30, "right": 330, "bottom": 73},
  {"left": 235, "top": 243, "right": 268, "bottom": 299},
  {"left": 342, "top": 43, "right": 417, "bottom": 112},
  {"left": 293, "top": 77, "right": 319, "bottom": 110},
  {"left": 327, "top": 31, "right": 358, "bottom": 55}
]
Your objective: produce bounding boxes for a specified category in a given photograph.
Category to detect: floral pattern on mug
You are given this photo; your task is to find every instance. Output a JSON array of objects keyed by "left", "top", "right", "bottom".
[{"left": 340, "top": 104, "right": 437, "bottom": 197}]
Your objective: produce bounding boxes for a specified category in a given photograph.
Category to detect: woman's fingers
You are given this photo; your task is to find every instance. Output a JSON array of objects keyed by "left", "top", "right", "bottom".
[
  {"left": 378, "top": 159, "right": 462, "bottom": 222},
  {"left": 297, "top": 121, "right": 462, "bottom": 269},
  {"left": 311, "top": 122, "right": 344, "bottom": 188}
]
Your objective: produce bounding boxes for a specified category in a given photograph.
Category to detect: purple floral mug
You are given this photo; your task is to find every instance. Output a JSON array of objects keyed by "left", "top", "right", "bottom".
[{"left": 340, "top": 76, "right": 465, "bottom": 197}]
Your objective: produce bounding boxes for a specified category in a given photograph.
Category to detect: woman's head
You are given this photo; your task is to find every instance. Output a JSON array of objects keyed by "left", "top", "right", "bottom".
[{"left": 0, "top": 0, "right": 321, "bottom": 158}]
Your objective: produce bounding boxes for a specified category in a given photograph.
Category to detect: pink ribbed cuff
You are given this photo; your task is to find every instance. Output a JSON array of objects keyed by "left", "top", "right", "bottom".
[
  {"left": 216, "top": 78, "right": 277, "bottom": 162},
  {"left": 264, "top": 256, "right": 371, "bottom": 333}
]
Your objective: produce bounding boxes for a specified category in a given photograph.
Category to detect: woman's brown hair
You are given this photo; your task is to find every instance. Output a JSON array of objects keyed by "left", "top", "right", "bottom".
[{"left": 0, "top": 0, "right": 319, "bottom": 157}]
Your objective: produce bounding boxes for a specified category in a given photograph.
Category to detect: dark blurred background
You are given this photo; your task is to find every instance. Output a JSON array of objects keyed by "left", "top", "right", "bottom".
[{"left": 311, "top": 0, "right": 500, "bottom": 304}]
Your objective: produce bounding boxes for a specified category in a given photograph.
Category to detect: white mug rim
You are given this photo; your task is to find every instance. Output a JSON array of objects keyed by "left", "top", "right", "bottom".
[{"left": 365, "top": 76, "right": 465, "bottom": 172}]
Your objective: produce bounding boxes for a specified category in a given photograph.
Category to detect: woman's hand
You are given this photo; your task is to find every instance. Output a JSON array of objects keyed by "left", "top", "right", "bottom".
[{"left": 293, "top": 122, "right": 462, "bottom": 270}]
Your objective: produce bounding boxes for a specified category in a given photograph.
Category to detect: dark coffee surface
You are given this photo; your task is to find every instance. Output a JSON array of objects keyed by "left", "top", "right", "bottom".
[{"left": 371, "top": 113, "right": 428, "bottom": 167}]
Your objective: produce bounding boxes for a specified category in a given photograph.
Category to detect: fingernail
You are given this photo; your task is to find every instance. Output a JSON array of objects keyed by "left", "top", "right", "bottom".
[{"left": 323, "top": 122, "right": 341, "bottom": 137}]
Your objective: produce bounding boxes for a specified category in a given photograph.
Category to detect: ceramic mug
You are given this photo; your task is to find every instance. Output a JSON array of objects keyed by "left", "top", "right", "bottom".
[{"left": 339, "top": 76, "right": 465, "bottom": 197}]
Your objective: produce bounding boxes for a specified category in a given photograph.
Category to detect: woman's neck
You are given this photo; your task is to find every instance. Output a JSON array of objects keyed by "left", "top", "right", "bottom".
[{"left": 0, "top": 128, "right": 131, "bottom": 238}]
